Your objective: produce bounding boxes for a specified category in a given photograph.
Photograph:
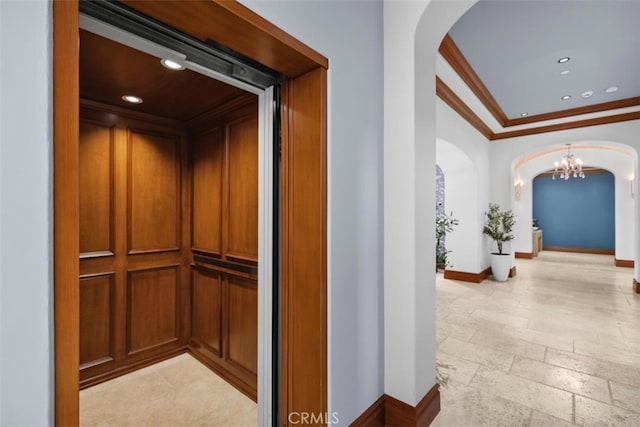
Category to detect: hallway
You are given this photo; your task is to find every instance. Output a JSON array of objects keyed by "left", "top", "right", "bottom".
[{"left": 434, "top": 251, "right": 640, "bottom": 427}]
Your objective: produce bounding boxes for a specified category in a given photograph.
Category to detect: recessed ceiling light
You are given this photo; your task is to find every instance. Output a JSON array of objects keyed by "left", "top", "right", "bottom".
[
  {"left": 560, "top": 70, "right": 570, "bottom": 75},
  {"left": 122, "top": 95, "right": 143, "bottom": 104},
  {"left": 605, "top": 85, "right": 619, "bottom": 93},
  {"left": 561, "top": 95, "right": 571, "bottom": 100},
  {"left": 160, "top": 58, "right": 185, "bottom": 70},
  {"left": 557, "top": 57, "right": 570, "bottom": 64},
  {"left": 520, "top": 112, "right": 529, "bottom": 117},
  {"left": 581, "top": 91, "right": 594, "bottom": 99}
]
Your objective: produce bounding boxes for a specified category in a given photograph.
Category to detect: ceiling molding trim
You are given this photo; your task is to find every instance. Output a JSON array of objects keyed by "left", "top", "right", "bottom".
[
  {"left": 508, "top": 96, "right": 640, "bottom": 126},
  {"left": 435, "top": 78, "right": 640, "bottom": 142},
  {"left": 536, "top": 167, "right": 610, "bottom": 178},
  {"left": 439, "top": 34, "right": 640, "bottom": 128},
  {"left": 187, "top": 92, "right": 256, "bottom": 131},
  {"left": 492, "top": 111, "right": 640, "bottom": 140},
  {"left": 436, "top": 76, "right": 493, "bottom": 140},
  {"left": 439, "top": 34, "right": 509, "bottom": 126},
  {"left": 79, "top": 98, "right": 186, "bottom": 128}
]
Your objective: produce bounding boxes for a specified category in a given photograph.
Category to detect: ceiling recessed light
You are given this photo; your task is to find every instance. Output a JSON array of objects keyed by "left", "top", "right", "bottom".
[
  {"left": 581, "top": 91, "right": 594, "bottom": 99},
  {"left": 560, "top": 70, "right": 570, "bottom": 75},
  {"left": 122, "top": 95, "right": 143, "bottom": 104},
  {"left": 160, "top": 58, "right": 185, "bottom": 70},
  {"left": 557, "top": 57, "right": 570, "bottom": 64},
  {"left": 520, "top": 112, "right": 529, "bottom": 117},
  {"left": 561, "top": 95, "right": 571, "bottom": 100},
  {"left": 605, "top": 85, "right": 619, "bottom": 93}
]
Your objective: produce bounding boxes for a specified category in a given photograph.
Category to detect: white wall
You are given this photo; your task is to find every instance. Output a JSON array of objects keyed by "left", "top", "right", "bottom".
[
  {"left": 384, "top": 0, "right": 476, "bottom": 407},
  {"left": 0, "top": 1, "right": 53, "bottom": 425},
  {"left": 436, "top": 99, "right": 492, "bottom": 273},
  {"left": 436, "top": 139, "right": 477, "bottom": 273},
  {"left": 241, "top": 1, "right": 384, "bottom": 424}
]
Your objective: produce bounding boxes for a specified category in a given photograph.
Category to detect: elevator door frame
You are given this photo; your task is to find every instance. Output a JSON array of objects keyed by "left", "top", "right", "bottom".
[
  {"left": 80, "top": 14, "right": 278, "bottom": 418},
  {"left": 54, "top": 1, "right": 328, "bottom": 426}
]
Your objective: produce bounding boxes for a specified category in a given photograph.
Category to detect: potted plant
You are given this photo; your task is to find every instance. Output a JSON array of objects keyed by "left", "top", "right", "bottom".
[
  {"left": 483, "top": 203, "right": 515, "bottom": 281},
  {"left": 436, "top": 208, "right": 459, "bottom": 271}
]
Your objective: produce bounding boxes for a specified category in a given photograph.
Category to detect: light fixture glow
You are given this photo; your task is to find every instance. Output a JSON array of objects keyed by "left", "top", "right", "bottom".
[
  {"left": 514, "top": 180, "right": 523, "bottom": 201},
  {"left": 520, "top": 112, "right": 529, "bottom": 117},
  {"left": 561, "top": 95, "right": 571, "bottom": 100},
  {"left": 605, "top": 85, "right": 619, "bottom": 93},
  {"left": 557, "top": 57, "right": 570, "bottom": 63},
  {"left": 552, "top": 144, "right": 585, "bottom": 180},
  {"left": 560, "top": 70, "right": 570, "bottom": 75},
  {"left": 581, "top": 91, "right": 594, "bottom": 99},
  {"left": 122, "top": 95, "right": 143, "bottom": 104},
  {"left": 160, "top": 58, "right": 185, "bottom": 70}
]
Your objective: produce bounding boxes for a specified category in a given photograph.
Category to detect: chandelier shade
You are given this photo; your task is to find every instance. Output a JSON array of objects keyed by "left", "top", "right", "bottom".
[{"left": 552, "top": 144, "right": 585, "bottom": 180}]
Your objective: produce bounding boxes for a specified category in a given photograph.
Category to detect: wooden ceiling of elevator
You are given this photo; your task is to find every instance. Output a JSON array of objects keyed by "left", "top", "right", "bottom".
[{"left": 79, "top": 29, "right": 246, "bottom": 121}]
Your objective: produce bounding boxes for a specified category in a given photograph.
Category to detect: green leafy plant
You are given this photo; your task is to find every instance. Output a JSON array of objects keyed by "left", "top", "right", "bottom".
[
  {"left": 436, "top": 209, "right": 459, "bottom": 269},
  {"left": 483, "top": 203, "right": 515, "bottom": 255}
]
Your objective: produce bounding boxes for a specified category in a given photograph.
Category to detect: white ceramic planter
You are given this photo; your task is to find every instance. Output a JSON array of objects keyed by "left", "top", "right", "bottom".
[{"left": 490, "top": 253, "right": 511, "bottom": 282}]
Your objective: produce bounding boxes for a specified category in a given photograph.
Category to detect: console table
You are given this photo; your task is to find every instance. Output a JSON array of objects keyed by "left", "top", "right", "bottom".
[{"left": 532, "top": 229, "right": 543, "bottom": 257}]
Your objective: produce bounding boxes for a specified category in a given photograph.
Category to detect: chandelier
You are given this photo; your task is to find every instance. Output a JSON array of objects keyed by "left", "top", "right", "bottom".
[{"left": 552, "top": 144, "right": 585, "bottom": 180}]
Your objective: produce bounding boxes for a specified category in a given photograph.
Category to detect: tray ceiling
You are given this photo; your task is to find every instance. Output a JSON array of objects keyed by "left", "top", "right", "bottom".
[{"left": 448, "top": 0, "right": 640, "bottom": 121}]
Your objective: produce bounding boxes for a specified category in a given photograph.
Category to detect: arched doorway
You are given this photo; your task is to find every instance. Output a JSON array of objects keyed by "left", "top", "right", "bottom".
[
  {"left": 512, "top": 142, "right": 636, "bottom": 264},
  {"left": 382, "top": 0, "right": 478, "bottom": 417},
  {"left": 384, "top": 0, "right": 640, "bottom": 424},
  {"left": 436, "top": 138, "right": 482, "bottom": 275}
]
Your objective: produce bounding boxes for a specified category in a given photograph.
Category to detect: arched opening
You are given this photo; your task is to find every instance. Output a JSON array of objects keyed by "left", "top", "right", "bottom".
[
  {"left": 385, "top": 1, "right": 640, "bottom": 424},
  {"left": 436, "top": 138, "right": 481, "bottom": 275},
  {"left": 512, "top": 142, "right": 636, "bottom": 265}
]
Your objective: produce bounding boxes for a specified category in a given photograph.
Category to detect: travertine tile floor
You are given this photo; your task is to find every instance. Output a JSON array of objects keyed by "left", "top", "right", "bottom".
[
  {"left": 80, "top": 353, "right": 256, "bottom": 426},
  {"left": 433, "top": 251, "right": 640, "bottom": 427}
]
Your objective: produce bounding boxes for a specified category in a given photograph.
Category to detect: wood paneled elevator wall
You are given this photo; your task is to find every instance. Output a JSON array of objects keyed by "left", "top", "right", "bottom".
[{"left": 78, "top": 94, "right": 259, "bottom": 400}]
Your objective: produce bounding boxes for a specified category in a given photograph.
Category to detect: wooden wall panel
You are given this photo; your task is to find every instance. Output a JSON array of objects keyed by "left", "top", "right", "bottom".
[
  {"left": 226, "top": 275, "right": 258, "bottom": 375},
  {"left": 79, "top": 121, "right": 114, "bottom": 256},
  {"left": 191, "top": 267, "right": 222, "bottom": 355},
  {"left": 127, "top": 266, "right": 180, "bottom": 354},
  {"left": 79, "top": 273, "right": 115, "bottom": 368},
  {"left": 79, "top": 102, "right": 189, "bottom": 387},
  {"left": 54, "top": 1, "right": 80, "bottom": 422},
  {"left": 281, "top": 67, "right": 328, "bottom": 423},
  {"left": 188, "top": 98, "right": 259, "bottom": 401},
  {"left": 128, "top": 129, "right": 181, "bottom": 253},
  {"left": 192, "top": 129, "right": 223, "bottom": 254},
  {"left": 226, "top": 116, "right": 259, "bottom": 262}
]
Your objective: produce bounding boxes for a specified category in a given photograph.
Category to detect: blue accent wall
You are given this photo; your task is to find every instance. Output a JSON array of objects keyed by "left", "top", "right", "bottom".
[{"left": 532, "top": 172, "right": 615, "bottom": 250}]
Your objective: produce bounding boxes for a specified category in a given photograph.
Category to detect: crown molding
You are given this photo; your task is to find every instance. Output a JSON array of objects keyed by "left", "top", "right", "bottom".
[
  {"left": 508, "top": 96, "right": 640, "bottom": 126},
  {"left": 438, "top": 34, "right": 640, "bottom": 128},
  {"left": 435, "top": 78, "right": 640, "bottom": 141},
  {"left": 439, "top": 34, "right": 509, "bottom": 126},
  {"left": 491, "top": 111, "right": 640, "bottom": 140},
  {"left": 436, "top": 76, "right": 493, "bottom": 139}
]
